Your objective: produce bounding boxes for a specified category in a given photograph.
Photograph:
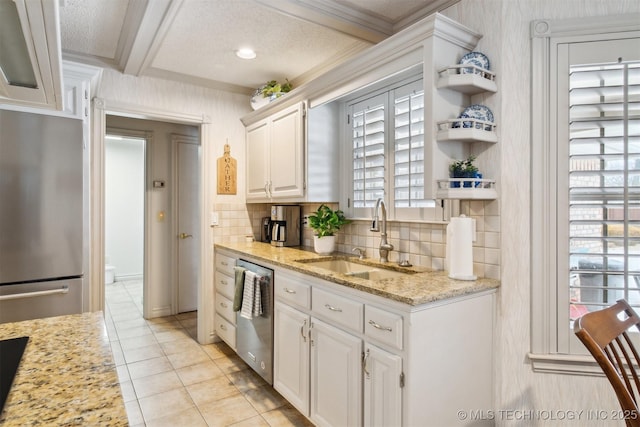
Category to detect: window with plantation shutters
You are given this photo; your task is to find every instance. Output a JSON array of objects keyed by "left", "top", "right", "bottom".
[
  {"left": 530, "top": 16, "right": 640, "bottom": 372},
  {"left": 568, "top": 60, "right": 640, "bottom": 324},
  {"left": 346, "top": 77, "right": 433, "bottom": 219}
]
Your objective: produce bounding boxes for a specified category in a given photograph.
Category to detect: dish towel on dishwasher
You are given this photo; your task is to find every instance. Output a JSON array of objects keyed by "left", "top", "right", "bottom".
[
  {"left": 240, "top": 271, "right": 263, "bottom": 319},
  {"left": 233, "top": 266, "right": 246, "bottom": 312}
]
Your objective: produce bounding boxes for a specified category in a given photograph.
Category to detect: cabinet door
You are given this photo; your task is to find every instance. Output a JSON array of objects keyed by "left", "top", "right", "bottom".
[
  {"left": 246, "top": 120, "right": 270, "bottom": 200},
  {"left": 270, "top": 102, "right": 305, "bottom": 199},
  {"left": 310, "top": 318, "right": 362, "bottom": 427},
  {"left": 363, "top": 344, "right": 402, "bottom": 427},
  {"left": 274, "top": 302, "right": 310, "bottom": 415}
]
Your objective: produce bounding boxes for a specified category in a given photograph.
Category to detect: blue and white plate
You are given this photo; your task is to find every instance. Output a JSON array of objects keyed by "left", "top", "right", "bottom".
[
  {"left": 459, "top": 51, "right": 490, "bottom": 74},
  {"left": 458, "top": 104, "right": 494, "bottom": 129}
]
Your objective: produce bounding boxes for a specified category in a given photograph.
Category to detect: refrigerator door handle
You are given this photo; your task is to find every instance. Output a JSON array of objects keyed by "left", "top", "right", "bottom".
[{"left": 0, "top": 285, "right": 69, "bottom": 301}]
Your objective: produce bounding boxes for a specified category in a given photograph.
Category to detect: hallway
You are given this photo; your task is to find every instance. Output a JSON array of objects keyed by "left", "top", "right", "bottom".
[{"left": 104, "top": 279, "right": 312, "bottom": 426}]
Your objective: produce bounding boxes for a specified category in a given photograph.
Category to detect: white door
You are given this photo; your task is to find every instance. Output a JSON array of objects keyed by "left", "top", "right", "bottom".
[
  {"left": 274, "top": 302, "right": 310, "bottom": 415},
  {"left": 175, "top": 137, "right": 200, "bottom": 313},
  {"left": 363, "top": 343, "right": 402, "bottom": 427},
  {"left": 310, "top": 318, "right": 362, "bottom": 427}
]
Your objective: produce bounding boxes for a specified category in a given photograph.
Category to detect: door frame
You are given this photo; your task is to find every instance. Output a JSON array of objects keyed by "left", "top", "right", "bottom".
[
  {"left": 105, "top": 127, "right": 150, "bottom": 313},
  {"left": 91, "top": 98, "right": 214, "bottom": 344},
  {"left": 171, "top": 134, "right": 200, "bottom": 314}
]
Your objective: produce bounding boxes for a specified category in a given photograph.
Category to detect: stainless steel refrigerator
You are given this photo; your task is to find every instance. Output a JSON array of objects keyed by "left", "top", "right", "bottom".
[{"left": 0, "top": 109, "right": 84, "bottom": 323}]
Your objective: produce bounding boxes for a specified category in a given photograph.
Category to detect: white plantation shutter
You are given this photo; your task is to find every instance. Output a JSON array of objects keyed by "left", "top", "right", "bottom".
[
  {"left": 393, "top": 83, "right": 426, "bottom": 208},
  {"left": 568, "top": 60, "right": 640, "bottom": 316},
  {"left": 351, "top": 94, "right": 386, "bottom": 209}
]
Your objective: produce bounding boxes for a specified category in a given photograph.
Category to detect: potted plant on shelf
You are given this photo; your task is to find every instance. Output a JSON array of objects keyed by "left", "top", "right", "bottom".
[
  {"left": 308, "top": 204, "right": 350, "bottom": 255},
  {"left": 250, "top": 79, "right": 293, "bottom": 110},
  {"left": 449, "top": 155, "right": 480, "bottom": 188}
]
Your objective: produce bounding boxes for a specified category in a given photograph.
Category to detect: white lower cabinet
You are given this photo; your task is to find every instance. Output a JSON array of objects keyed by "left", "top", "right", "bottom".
[
  {"left": 363, "top": 343, "right": 402, "bottom": 427},
  {"left": 274, "top": 304, "right": 363, "bottom": 427},
  {"left": 310, "top": 318, "right": 362, "bottom": 427},
  {"left": 270, "top": 266, "right": 494, "bottom": 427},
  {"left": 274, "top": 302, "right": 310, "bottom": 414}
]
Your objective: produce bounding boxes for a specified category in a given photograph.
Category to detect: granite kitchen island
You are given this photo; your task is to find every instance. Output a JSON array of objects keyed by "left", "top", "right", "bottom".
[{"left": 0, "top": 312, "right": 127, "bottom": 426}]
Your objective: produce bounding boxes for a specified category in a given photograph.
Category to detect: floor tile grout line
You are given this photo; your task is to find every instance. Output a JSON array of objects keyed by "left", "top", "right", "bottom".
[{"left": 105, "top": 279, "right": 302, "bottom": 427}]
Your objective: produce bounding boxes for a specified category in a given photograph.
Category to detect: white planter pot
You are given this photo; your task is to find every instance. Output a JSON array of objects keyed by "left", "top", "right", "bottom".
[{"left": 313, "top": 235, "right": 336, "bottom": 255}]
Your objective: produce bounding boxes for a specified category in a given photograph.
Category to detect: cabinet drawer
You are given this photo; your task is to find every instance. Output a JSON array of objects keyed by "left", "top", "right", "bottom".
[
  {"left": 215, "top": 292, "right": 236, "bottom": 325},
  {"left": 215, "top": 272, "right": 235, "bottom": 300},
  {"left": 364, "top": 305, "right": 403, "bottom": 350},
  {"left": 312, "top": 287, "right": 363, "bottom": 333},
  {"left": 275, "top": 274, "right": 310, "bottom": 309},
  {"left": 215, "top": 252, "right": 236, "bottom": 276},
  {"left": 215, "top": 313, "right": 236, "bottom": 349}
]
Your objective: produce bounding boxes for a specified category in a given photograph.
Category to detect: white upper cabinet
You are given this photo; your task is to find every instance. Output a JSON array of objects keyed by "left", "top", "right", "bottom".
[
  {"left": 245, "top": 102, "right": 305, "bottom": 202},
  {"left": 0, "top": 0, "right": 64, "bottom": 110}
]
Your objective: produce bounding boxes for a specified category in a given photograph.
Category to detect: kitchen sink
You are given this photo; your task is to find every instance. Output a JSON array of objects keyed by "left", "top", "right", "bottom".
[{"left": 298, "top": 258, "right": 414, "bottom": 280}]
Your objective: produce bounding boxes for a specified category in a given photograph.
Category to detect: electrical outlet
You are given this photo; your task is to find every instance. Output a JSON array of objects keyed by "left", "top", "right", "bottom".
[{"left": 302, "top": 215, "right": 310, "bottom": 228}]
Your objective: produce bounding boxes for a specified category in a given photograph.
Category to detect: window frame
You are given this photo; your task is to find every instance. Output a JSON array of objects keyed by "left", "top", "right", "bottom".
[
  {"left": 340, "top": 74, "right": 439, "bottom": 221},
  {"left": 530, "top": 14, "right": 640, "bottom": 374}
]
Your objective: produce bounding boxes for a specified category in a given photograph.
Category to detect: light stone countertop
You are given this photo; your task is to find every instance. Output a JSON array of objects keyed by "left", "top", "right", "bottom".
[
  {"left": 215, "top": 242, "right": 500, "bottom": 306},
  {"left": 0, "top": 312, "right": 128, "bottom": 426}
]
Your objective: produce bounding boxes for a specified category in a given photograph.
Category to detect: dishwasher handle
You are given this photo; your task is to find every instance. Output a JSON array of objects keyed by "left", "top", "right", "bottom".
[{"left": 0, "top": 285, "right": 69, "bottom": 301}]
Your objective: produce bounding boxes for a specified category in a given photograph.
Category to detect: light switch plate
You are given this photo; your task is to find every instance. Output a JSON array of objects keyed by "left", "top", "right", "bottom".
[{"left": 210, "top": 211, "right": 219, "bottom": 226}]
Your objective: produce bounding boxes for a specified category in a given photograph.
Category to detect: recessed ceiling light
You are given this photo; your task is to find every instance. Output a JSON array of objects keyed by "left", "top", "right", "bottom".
[{"left": 236, "top": 48, "right": 256, "bottom": 60}]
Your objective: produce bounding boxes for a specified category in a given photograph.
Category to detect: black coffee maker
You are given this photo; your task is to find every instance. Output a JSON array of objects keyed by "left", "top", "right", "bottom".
[{"left": 261, "top": 217, "right": 272, "bottom": 242}]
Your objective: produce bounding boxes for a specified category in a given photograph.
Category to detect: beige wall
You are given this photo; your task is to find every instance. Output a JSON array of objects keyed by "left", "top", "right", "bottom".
[{"left": 442, "top": 0, "right": 640, "bottom": 425}]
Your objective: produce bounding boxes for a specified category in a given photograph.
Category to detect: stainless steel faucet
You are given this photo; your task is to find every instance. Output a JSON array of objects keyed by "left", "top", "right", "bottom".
[
  {"left": 352, "top": 247, "right": 365, "bottom": 259},
  {"left": 370, "top": 198, "right": 394, "bottom": 262}
]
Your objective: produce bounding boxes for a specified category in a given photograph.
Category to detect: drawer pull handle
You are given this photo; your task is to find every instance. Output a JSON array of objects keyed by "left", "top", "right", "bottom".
[
  {"left": 300, "top": 319, "right": 307, "bottom": 342},
  {"left": 369, "top": 319, "right": 392, "bottom": 332},
  {"left": 325, "top": 304, "right": 342, "bottom": 313},
  {"left": 284, "top": 288, "right": 297, "bottom": 294},
  {"left": 220, "top": 280, "right": 228, "bottom": 285},
  {"left": 221, "top": 261, "right": 228, "bottom": 266},
  {"left": 220, "top": 302, "right": 228, "bottom": 308},
  {"left": 220, "top": 324, "right": 226, "bottom": 330}
]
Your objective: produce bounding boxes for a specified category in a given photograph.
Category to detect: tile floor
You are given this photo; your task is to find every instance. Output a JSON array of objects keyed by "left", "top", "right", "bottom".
[{"left": 105, "top": 279, "right": 313, "bottom": 427}]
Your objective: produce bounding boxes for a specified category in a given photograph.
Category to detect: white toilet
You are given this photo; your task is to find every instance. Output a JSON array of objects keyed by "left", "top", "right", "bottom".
[{"left": 105, "top": 265, "right": 116, "bottom": 284}]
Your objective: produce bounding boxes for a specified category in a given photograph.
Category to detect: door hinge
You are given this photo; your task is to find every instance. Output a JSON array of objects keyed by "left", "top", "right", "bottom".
[
  {"left": 400, "top": 372, "right": 405, "bottom": 388},
  {"left": 347, "top": 114, "right": 351, "bottom": 125},
  {"left": 347, "top": 198, "right": 351, "bottom": 208}
]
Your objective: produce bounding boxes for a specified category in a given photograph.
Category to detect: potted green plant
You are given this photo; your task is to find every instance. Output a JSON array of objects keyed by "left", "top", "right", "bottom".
[
  {"left": 308, "top": 204, "right": 350, "bottom": 254},
  {"left": 449, "top": 155, "right": 479, "bottom": 188},
  {"left": 261, "top": 79, "right": 292, "bottom": 99}
]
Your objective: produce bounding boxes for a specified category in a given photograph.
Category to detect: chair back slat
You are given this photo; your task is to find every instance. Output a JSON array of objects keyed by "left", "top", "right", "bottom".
[{"left": 574, "top": 299, "right": 640, "bottom": 427}]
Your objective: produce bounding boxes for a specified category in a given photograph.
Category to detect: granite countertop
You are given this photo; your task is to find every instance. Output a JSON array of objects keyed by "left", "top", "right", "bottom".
[
  {"left": 215, "top": 242, "right": 500, "bottom": 306},
  {"left": 0, "top": 312, "right": 127, "bottom": 426}
]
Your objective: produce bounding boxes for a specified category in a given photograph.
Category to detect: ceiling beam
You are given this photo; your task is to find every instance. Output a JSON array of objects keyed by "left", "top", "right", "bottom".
[
  {"left": 254, "top": 0, "right": 393, "bottom": 44},
  {"left": 117, "top": 0, "right": 184, "bottom": 76}
]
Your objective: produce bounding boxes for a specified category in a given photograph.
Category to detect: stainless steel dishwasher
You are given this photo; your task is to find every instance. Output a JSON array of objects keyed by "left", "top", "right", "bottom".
[{"left": 235, "top": 259, "right": 274, "bottom": 384}]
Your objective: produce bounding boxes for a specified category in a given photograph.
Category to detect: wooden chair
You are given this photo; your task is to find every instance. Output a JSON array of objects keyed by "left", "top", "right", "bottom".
[{"left": 574, "top": 299, "right": 640, "bottom": 427}]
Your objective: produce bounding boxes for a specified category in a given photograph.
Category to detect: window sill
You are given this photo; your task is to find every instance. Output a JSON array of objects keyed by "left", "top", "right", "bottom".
[{"left": 528, "top": 352, "right": 605, "bottom": 376}]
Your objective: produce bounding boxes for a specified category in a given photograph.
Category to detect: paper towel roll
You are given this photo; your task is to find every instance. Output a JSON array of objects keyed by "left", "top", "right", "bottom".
[{"left": 446, "top": 215, "right": 477, "bottom": 280}]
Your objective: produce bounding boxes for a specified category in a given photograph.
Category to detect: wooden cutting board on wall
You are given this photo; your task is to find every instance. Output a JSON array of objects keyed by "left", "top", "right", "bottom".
[{"left": 217, "top": 143, "right": 237, "bottom": 194}]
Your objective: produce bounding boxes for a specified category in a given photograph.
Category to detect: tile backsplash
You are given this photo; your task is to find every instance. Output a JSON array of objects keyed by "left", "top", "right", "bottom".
[{"left": 215, "top": 201, "right": 500, "bottom": 280}]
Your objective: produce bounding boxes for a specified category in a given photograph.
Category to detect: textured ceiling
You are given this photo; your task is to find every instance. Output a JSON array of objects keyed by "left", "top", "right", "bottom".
[{"left": 59, "top": 0, "right": 458, "bottom": 94}]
